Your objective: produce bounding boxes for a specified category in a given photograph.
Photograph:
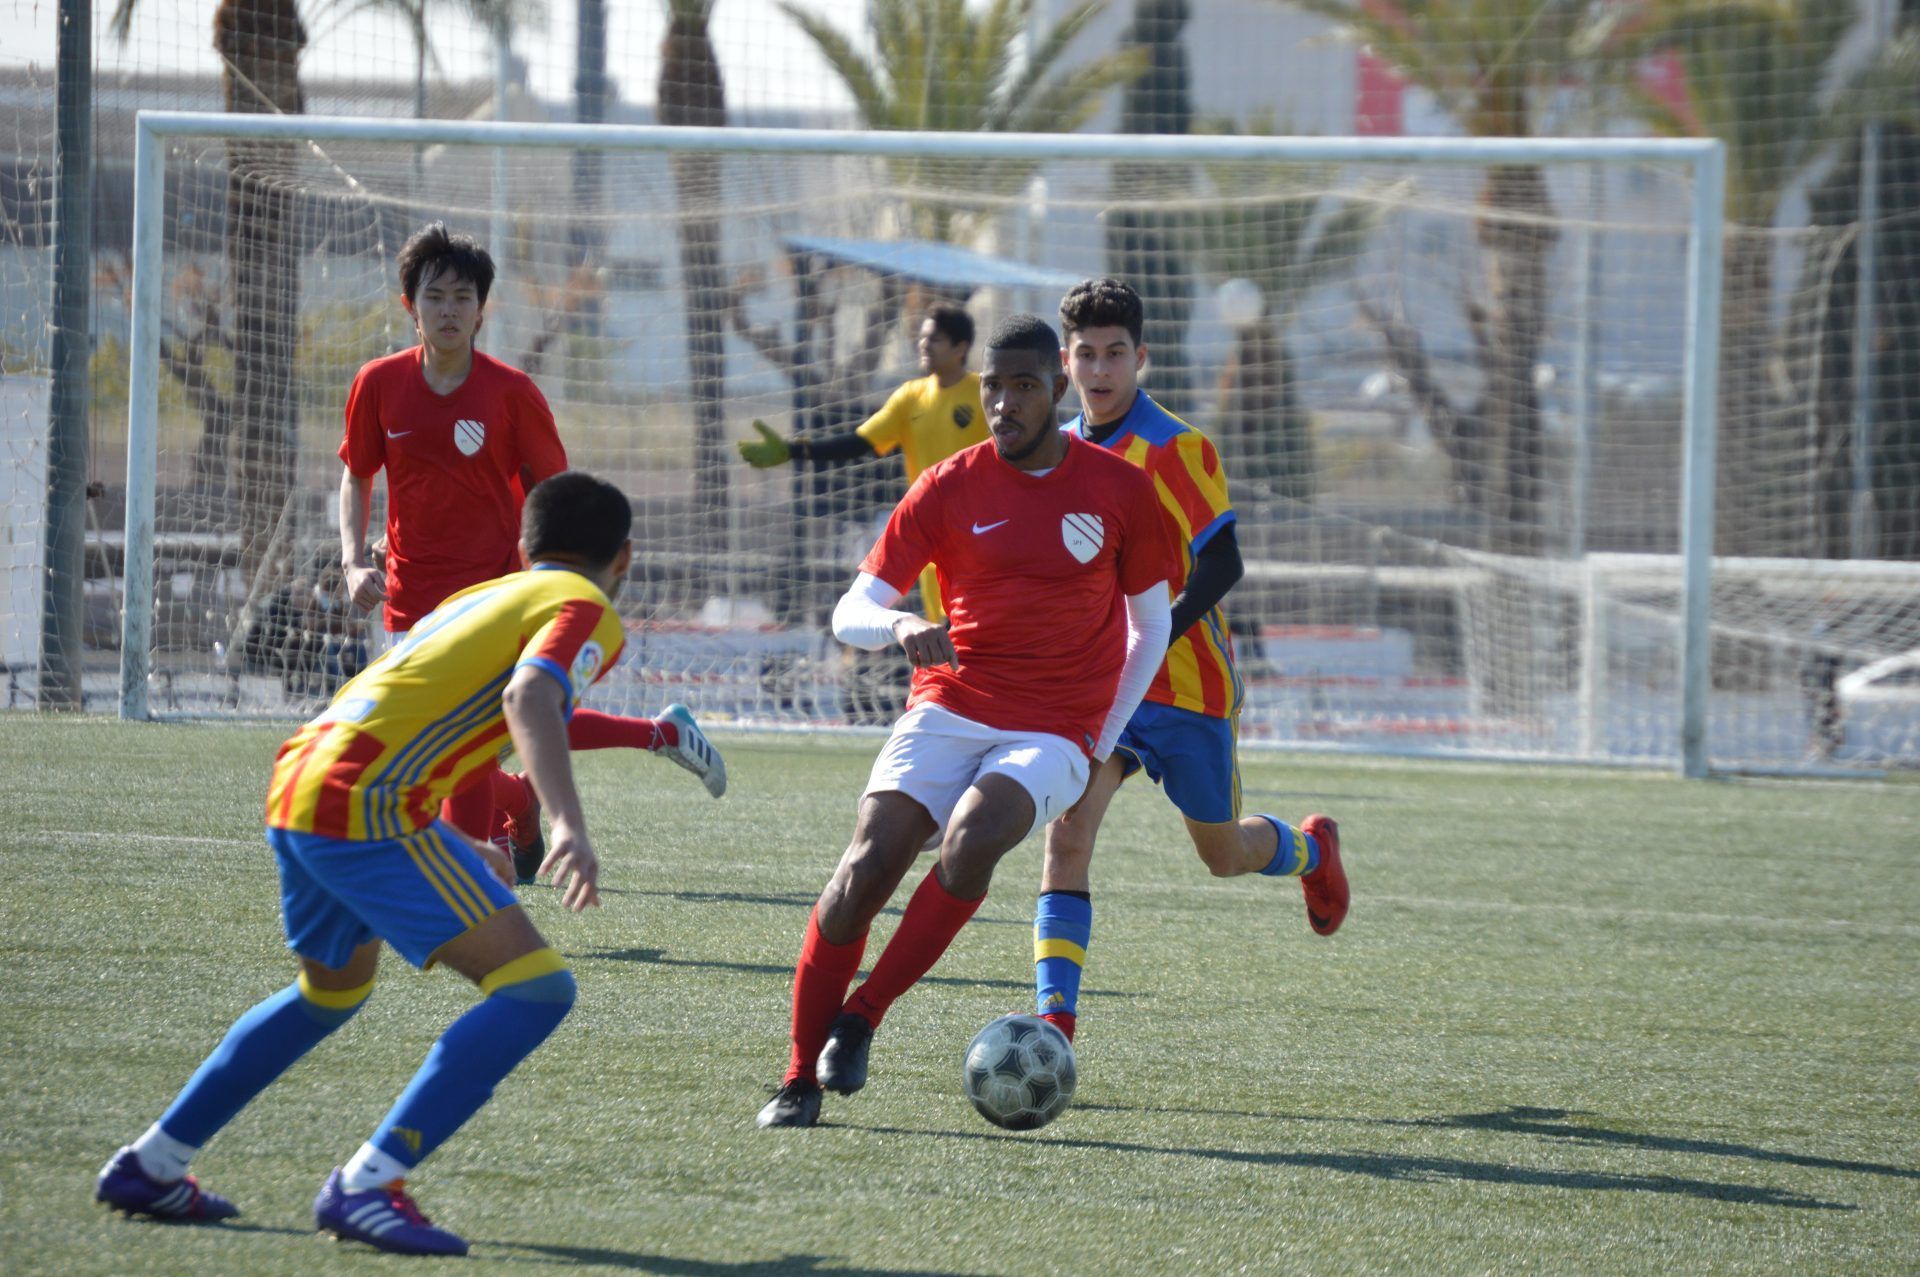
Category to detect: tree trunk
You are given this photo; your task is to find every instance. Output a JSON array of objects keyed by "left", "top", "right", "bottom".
[
  {"left": 1222, "top": 317, "right": 1310, "bottom": 506},
  {"left": 1107, "top": 0, "right": 1193, "bottom": 414},
  {"left": 1474, "top": 165, "right": 1556, "bottom": 558},
  {"left": 660, "top": 11, "right": 729, "bottom": 601},
  {"left": 214, "top": 0, "right": 304, "bottom": 588},
  {"left": 1793, "top": 123, "right": 1920, "bottom": 561},
  {"left": 1716, "top": 230, "right": 1793, "bottom": 556}
]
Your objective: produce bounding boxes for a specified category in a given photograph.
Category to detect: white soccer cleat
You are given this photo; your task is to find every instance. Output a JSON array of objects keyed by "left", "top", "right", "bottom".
[{"left": 658, "top": 703, "right": 727, "bottom": 798}]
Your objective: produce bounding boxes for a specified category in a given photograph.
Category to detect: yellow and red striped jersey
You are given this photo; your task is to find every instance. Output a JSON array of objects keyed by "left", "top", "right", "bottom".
[
  {"left": 1070, "top": 393, "right": 1243, "bottom": 719},
  {"left": 266, "top": 565, "right": 626, "bottom": 840}
]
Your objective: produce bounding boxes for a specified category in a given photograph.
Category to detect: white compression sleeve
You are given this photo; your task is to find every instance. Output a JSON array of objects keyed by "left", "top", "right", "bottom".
[
  {"left": 1094, "top": 583, "right": 1173, "bottom": 759},
  {"left": 831, "top": 572, "right": 915, "bottom": 651}
]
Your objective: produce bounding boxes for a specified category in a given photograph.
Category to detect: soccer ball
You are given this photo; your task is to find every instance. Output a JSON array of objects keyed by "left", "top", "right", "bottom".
[{"left": 962, "top": 1014, "right": 1077, "bottom": 1130}]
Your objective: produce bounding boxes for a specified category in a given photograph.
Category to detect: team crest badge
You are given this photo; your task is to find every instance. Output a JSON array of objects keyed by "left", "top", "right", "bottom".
[
  {"left": 454, "top": 418, "right": 486, "bottom": 456},
  {"left": 1061, "top": 513, "right": 1104, "bottom": 564},
  {"left": 953, "top": 405, "right": 974, "bottom": 428},
  {"left": 570, "top": 640, "right": 605, "bottom": 695}
]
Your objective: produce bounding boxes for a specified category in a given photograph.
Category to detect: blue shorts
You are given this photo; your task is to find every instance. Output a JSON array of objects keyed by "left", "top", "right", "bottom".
[
  {"left": 1113, "top": 701, "right": 1240, "bottom": 825},
  {"left": 267, "top": 820, "right": 517, "bottom": 970}
]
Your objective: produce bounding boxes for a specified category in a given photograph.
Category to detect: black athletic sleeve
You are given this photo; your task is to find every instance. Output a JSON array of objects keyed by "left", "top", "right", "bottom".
[
  {"left": 1168, "top": 522, "right": 1243, "bottom": 641},
  {"left": 793, "top": 433, "right": 880, "bottom": 464}
]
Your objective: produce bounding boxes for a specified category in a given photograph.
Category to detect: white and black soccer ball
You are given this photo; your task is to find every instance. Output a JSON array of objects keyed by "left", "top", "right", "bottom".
[{"left": 962, "top": 1014, "right": 1077, "bottom": 1130}]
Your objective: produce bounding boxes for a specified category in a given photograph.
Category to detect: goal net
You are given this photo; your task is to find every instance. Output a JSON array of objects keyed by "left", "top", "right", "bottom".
[{"left": 98, "top": 114, "right": 1918, "bottom": 772}]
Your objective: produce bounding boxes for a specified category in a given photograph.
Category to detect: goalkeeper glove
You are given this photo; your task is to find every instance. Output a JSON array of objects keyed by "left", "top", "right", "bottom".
[{"left": 737, "top": 420, "right": 792, "bottom": 468}]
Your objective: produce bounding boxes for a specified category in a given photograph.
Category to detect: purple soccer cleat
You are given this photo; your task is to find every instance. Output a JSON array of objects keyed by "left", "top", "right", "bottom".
[
  {"left": 95, "top": 1147, "right": 240, "bottom": 1222},
  {"left": 314, "top": 1167, "right": 469, "bottom": 1256}
]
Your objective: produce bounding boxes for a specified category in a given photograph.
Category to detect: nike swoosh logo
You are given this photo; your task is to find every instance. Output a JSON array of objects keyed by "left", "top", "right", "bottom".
[
  {"left": 386, "top": 430, "right": 413, "bottom": 439},
  {"left": 971, "top": 519, "right": 1009, "bottom": 534}
]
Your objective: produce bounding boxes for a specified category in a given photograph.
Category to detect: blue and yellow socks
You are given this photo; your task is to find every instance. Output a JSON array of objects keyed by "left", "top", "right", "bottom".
[
  {"left": 1034, "top": 891, "right": 1092, "bottom": 1038},
  {"left": 141, "top": 973, "right": 374, "bottom": 1177},
  {"left": 344, "top": 949, "right": 575, "bottom": 1191},
  {"left": 1256, "top": 815, "right": 1321, "bottom": 878}
]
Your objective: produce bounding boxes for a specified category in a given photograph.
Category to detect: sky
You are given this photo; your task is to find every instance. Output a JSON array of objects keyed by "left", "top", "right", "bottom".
[{"left": 5, "top": 0, "right": 869, "bottom": 115}]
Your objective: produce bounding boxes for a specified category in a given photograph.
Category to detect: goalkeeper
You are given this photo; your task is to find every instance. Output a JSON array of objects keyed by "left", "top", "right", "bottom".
[{"left": 738, "top": 303, "right": 982, "bottom": 619}]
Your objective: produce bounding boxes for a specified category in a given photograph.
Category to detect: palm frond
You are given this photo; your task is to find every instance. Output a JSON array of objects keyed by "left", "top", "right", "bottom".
[
  {"left": 778, "top": 1, "right": 891, "bottom": 127},
  {"left": 109, "top": 0, "right": 137, "bottom": 42}
]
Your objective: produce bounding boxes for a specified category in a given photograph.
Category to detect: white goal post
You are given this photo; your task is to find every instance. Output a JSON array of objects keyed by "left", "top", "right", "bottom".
[{"left": 122, "top": 111, "right": 1740, "bottom": 774}]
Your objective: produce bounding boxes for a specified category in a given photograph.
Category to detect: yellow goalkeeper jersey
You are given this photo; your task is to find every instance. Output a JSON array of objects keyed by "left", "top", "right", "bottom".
[{"left": 856, "top": 371, "right": 986, "bottom": 619}]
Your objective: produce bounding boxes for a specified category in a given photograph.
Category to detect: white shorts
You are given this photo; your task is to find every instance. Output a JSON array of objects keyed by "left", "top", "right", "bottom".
[{"left": 864, "top": 703, "right": 1091, "bottom": 849}]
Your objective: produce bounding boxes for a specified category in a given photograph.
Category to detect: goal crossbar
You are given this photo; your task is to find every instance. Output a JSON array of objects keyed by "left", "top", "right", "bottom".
[{"left": 122, "top": 111, "right": 1727, "bottom": 776}]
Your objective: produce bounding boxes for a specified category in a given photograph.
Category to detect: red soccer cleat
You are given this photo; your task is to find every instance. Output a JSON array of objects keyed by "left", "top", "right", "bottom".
[
  {"left": 1039, "top": 1010, "right": 1076, "bottom": 1043},
  {"left": 1299, "top": 814, "right": 1347, "bottom": 936}
]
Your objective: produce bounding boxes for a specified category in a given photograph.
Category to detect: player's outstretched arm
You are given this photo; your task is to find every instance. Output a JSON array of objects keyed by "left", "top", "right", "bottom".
[
  {"left": 737, "top": 420, "right": 792, "bottom": 468},
  {"left": 739, "top": 420, "right": 879, "bottom": 468},
  {"left": 502, "top": 666, "right": 600, "bottom": 911}
]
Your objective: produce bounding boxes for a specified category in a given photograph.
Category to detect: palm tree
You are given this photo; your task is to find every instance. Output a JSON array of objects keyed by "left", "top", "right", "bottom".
[
  {"left": 1619, "top": 0, "right": 1916, "bottom": 555},
  {"left": 113, "top": 0, "right": 306, "bottom": 586},
  {"left": 658, "top": 0, "right": 731, "bottom": 594},
  {"left": 777, "top": 0, "right": 1146, "bottom": 240},
  {"left": 1787, "top": 23, "right": 1920, "bottom": 559},
  {"left": 1110, "top": 0, "right": 1196, "bottom": 412},
  {"left": 1281, "top": 0, "right": 1621, "bottom": 557},
  {"left": 1190, "top": 129, "right": 1392, "bottom": 504},
  {"left": 308, "top": 0, "right": 539, "bottom": 185}
]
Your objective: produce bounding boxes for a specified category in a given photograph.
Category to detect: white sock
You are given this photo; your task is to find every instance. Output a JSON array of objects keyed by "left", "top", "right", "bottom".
[
  {"left": 341, "top": 1142, "right": 412, "bottom": 1192},
  {"left": 130, "top": 1123, "right": 198, "bottom": 1182}
]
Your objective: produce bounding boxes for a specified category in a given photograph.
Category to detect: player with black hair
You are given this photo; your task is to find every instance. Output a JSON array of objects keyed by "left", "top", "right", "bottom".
[
  {"left": 339, "top": 223, "right": 724, "bottom": 885},
  {"left": 756, "top": 314, "right": 1176, "bottom": 1128},
  {"left": 1029, "top": 278, "right": 1348, "bottom": 1046},
  {"left": 98, "top": 472, "right": 638, "bottom": 1255},
  {"left": 738, "top": 302, "right": 984, "bottom": 618}
]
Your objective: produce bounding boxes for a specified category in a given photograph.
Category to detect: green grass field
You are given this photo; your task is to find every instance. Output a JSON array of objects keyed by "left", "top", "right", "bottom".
[{"left": 2, "top": 718, "right": 1916, "bottom": 1275}]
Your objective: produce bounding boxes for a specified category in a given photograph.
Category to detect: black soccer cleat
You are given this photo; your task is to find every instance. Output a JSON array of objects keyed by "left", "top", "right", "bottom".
[
  {"left": 816, "top": 1012, "right": 874, "bottom": 1095},
  {"left": 505, "top": 785, "right": 544, "bottom": 886},
  {"left": 756, "top": 1077, "right": 823, "bottom": 1129}
]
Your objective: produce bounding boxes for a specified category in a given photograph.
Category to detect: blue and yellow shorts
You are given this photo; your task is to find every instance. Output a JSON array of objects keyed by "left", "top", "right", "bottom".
[
  {"left": 1113, "top": 700, "right": 1241, "bottom": 825},
  {"left": 266, "top": 820, "right": 516, "bottom": 970}
]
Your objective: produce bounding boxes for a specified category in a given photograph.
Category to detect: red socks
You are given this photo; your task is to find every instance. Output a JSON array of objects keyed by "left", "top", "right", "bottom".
[
  {"left": 491, "top": 769, "right": 535, "bottom": 823},
  {"left": 845, "top": 868, "right": 983, "bottom": 1029},
  {"left": 567, "top": 709, "right": 674, "bottom": 752},
  {"left": 785, "top": 909, "right": 868, "bottom": 1085}
]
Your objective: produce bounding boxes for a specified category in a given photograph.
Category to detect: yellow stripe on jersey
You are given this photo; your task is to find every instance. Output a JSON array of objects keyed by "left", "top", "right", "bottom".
[
  {"left": 1164, "top": 629, "right": 1207, "bottom": 714},
  {"left": 267, "top": 568, "right": 625, "bottom": 841},
  {"left": 1100, "top": 402, "right": 1240, "bottom": 719}
]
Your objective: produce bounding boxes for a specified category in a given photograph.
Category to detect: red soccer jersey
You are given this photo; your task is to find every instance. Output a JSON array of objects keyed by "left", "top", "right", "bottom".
[
  {"left": 340, "top": 348, "right": 568, "bottom": 631},
  {"left": 860, "top": 435, "right": 1175, "bottom": 755}
]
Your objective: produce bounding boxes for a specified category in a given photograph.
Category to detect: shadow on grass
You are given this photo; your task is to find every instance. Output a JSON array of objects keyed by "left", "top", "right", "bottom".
[
  {"left": 573, "top": 947, "right": 1070, "bottom": 994},
  {"left": 477, "top": 1241, "right": 986, "bottom": 1275},
  {"left": 851, "top": 1124, "right": 1855, "bottom": 1211},
  {"left": 1237, "top": 785, "right": 1404, "bottom": 807},
  {"left": 1411, "top": 1105, "right": 1920, "bottom": 1183},
  {"left": 217, "top": 1221, "right": 334, "bottom": 1240},
  {"left": 600, "top": 889, "right": 1029, "bottom": 929}
]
